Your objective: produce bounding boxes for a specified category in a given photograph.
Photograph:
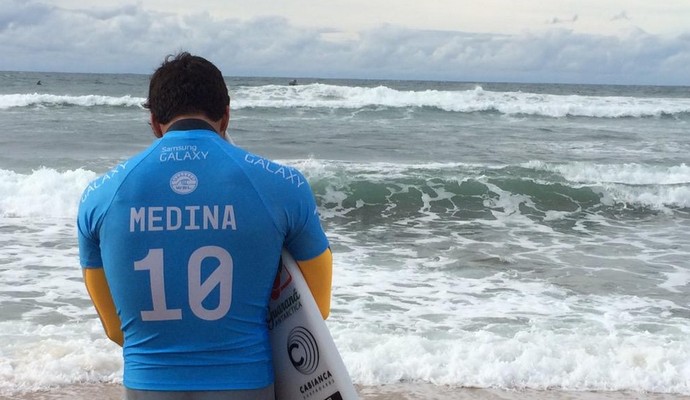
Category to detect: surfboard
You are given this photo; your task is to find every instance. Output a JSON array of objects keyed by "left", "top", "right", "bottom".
[{"left": 268, "top": 249, "right": 359, "bottom": 400}]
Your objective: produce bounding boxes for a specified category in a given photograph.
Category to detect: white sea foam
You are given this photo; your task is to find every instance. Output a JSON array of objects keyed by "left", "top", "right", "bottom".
[
  {"left": 0, "top": 93, "right": 145, "bottom": 109},
  {"left": 336, "top": 328, "right": 690, "bottom": 393},
  {"left": 539, "top": 162, "right": 690, "bottom": 186},
  {"left": 230, "top": 84, "right": 690, "bottom": 118},
  {"left": 659, "top": 267, "right": 690, "bottom": 294},
  {"left": 1, "top": 254, "right": 687, "bottom": 395},
  {"left": 0, "top": 321, "right": 122, "bottom": 395},
  {"left": 523, "top": 161, "right": 690, "bottom": 209},
  {"left": 4, "top": 85, "right": 689, "bottom": 118},
  {"left": 326, "top": 251, "right": 690, "bottom": 394},
  {"left": 0, "top": 168, "right": 96, "bottom": 218},
  {"left": 0, "top": 164, "right": 688, "bottom": 395}
]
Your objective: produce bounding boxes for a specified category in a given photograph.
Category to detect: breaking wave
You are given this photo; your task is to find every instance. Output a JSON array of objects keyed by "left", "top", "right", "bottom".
[{"left": 3, "top": 84, "right": 690, "bottom": 118}]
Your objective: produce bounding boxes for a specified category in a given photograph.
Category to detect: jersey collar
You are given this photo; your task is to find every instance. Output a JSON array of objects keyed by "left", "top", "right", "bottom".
[{"left": 167, "top": 118, "right": 217, "bottom": 133}]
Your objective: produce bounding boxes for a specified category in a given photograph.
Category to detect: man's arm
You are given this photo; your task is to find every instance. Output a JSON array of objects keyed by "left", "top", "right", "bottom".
[
  {"left": 296, "top": 248, "right": 333, "bottom": 319},
  {"left": 82, "top": 268, "right": 123, "bottom": 346}
]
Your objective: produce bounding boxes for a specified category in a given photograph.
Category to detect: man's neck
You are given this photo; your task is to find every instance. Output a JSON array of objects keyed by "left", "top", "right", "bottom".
[
  {"left": 166, "top": 118, "right": 217, "bottom": 133},
  {"left": 161, "top": 114, "right": 223, "bottom": 136}
]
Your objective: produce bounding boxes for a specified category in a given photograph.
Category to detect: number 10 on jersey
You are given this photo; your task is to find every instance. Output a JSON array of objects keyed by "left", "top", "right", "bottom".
[{"left": 134, "top": 246, "right": 233, "bottom": 321}]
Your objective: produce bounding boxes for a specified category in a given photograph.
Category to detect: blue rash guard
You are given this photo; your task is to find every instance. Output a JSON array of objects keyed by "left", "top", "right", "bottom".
[{"left": 77, "top": 119, "right": 329, "bottom": 391}]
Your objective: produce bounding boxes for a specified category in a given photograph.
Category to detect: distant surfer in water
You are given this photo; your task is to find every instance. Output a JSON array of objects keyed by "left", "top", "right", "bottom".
[
  {"left": 289, "top": 79, "right": 297, "bottom": 86},
  {"left": 77, "top": 52, "right": 332, "bottom": 400},
  {"left": 36, "top": 80, "right": 41, "bottom": 85}
]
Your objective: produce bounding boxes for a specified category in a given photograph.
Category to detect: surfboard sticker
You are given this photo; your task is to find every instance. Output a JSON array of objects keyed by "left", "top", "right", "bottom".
[{"left": 269, "top": 250, "right": 359, "bottom": 400}]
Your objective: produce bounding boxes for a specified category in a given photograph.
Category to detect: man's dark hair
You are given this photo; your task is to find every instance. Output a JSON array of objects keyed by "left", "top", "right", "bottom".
[{"left": 144, "top": 52, "right": 230, "bottom": 124}]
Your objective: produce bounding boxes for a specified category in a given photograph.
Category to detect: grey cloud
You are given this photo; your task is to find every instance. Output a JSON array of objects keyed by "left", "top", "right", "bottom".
[
  {"left": 344, "top": 26, "right": 690, "bottom": 84},
  {"left": 81, "top": 3, "right": 139, "bottom": 20},
  {"left": 1, "top": 1, "right": 688, "bottom": 85},
  {"left": 0, "top": 1, "right": 53, "bottom": 30},
  {"left": 549, "top": 15, "right": 578, "bottom": 25},
  {"left": 611, "top": 11, "right": 630, "bottom": 21}
]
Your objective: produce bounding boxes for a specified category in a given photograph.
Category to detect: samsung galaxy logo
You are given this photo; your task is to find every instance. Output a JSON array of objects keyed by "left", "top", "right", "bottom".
[
  {"left": 80, "top": 162, "right": 128, "bottom": 203},
  {"left": 244, "top": 154, "right": 305, "bottom": 188},
  {"left": 159, "top": 145, "right": 209, "bottom": 162}
]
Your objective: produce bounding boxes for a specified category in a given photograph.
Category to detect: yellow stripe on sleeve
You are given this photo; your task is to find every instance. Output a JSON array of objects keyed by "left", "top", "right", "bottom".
[
  {"left": 83, "top": 268, "right": 124, "bottom": 346},
  {"left": 296, "top": 248, "right": 333, "bottom": 319}
]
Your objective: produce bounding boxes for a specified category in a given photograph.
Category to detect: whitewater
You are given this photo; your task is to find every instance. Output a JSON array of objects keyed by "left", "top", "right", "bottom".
[
  {"left": 3, "top": 84, "right": 690, "bottom": 119},
  {"left": 0, "top": 71, "right": 688, "bottom": 397}
]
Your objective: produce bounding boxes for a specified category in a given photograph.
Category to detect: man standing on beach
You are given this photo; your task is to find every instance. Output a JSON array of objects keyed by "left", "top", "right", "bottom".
[{"left": 77, "top": 52, "right": 332, "bottom": 400}]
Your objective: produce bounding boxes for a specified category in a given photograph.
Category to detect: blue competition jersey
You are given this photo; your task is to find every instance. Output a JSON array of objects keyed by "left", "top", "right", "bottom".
[{"left": 77, "top": 120, "right": 329, "bottom": 391}]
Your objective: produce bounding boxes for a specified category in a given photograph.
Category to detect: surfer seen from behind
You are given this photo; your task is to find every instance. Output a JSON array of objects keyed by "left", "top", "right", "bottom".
[{"left": 77, "top": 52, "right": 332, "bottom": 400}]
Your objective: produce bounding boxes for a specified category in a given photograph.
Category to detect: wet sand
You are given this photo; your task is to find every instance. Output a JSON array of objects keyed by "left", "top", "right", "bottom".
[{"left": 4, "top": 383, "right": 689, "bottom": 400}]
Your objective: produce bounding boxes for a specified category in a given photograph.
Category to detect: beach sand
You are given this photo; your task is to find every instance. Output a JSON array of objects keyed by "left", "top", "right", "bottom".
[{"left": 4, "top": 383, "right": 688, "bottom": 400}]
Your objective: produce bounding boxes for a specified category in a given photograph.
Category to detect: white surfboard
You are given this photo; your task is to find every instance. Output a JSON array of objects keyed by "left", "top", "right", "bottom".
[{"left": 268, "top": 249, "right": 359, "bottom": 400}]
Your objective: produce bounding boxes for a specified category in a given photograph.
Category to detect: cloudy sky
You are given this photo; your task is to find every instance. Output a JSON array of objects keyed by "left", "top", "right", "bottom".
[{"left": 1, "top": 0, "right": 689, "bottom": 85}]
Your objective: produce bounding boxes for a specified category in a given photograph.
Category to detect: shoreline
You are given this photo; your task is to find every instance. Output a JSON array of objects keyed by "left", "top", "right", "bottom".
[{"left": 4, "top": 383, "right": 689, "bottom": 400}]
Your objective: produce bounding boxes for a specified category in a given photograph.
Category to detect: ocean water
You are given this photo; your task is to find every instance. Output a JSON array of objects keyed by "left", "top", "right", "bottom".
[{"left": 0, "top": 71, "right": 689, "bottom": 396}]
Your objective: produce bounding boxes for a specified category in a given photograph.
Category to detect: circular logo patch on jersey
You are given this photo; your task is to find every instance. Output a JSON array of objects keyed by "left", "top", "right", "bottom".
[{"left": 170, "top": 171, "right": 198, "bottom": 195}]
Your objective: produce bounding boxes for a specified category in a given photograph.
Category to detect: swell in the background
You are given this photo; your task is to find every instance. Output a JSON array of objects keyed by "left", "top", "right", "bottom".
[{"left": 2, "top": 84, "right": 690, "bottom": 119}]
